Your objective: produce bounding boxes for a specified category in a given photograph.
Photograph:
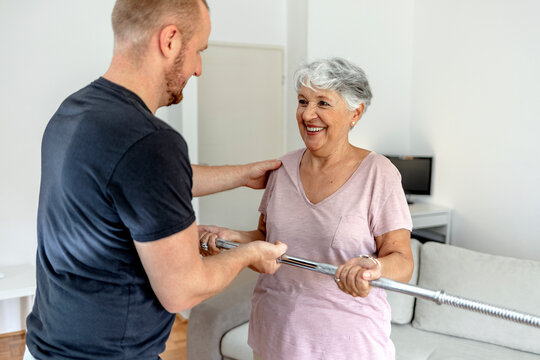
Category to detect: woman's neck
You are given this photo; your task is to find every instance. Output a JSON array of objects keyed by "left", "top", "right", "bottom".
[{"left": 304, "top": 142, "right": 356, "bottom": 170}]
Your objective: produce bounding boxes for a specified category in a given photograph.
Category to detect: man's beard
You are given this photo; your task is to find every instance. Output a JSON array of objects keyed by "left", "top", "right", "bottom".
[{"left": 164, "top": 49, "right": 187, "bottom": 106}]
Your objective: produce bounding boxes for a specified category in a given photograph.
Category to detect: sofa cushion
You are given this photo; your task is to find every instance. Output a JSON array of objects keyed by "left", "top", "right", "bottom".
[
  {"left": 387, "top": 238, "right": 421, "bottom": 324},
  {"left": 412, "top": 242, "right": 540, "bottom": 354},
  {"left": 391, "top": 323, "right": 540, "bottom": 360},
  {"left": 221, "top": 321, "right": 251, "bottom": 360}
]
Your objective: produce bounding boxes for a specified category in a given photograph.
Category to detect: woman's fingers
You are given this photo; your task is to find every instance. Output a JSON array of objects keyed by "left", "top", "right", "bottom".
[
  {"left": 199, "top": 231, "right": 221, "bottom": 256},
  {"left": 335, "top": 257, "right": 380, "bottom": 298},
  {"left": 207, "top": 235, "right": 220, "bottom": 254}
]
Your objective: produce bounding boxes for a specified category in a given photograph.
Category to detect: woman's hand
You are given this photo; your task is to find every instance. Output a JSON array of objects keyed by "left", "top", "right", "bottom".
[
  {"left": 198, "top": 225, "right": 239, "bottom": 256},
  {"left": 334, "top": 255, "right": 382, "bottom": 298}
]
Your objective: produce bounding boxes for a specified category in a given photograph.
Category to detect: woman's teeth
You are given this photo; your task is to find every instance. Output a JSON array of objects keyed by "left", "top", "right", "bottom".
[{"left": 307, "top": 126, "right": 324, "bottom": 132}]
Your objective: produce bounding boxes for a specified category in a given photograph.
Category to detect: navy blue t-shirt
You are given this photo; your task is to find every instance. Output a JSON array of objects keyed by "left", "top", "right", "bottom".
[{"left": 26, "top": 77, "right": 195, "bottom": 360}]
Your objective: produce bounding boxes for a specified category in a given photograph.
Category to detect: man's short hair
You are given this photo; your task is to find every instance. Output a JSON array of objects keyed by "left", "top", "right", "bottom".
[{"left": 112, "top": 0, "right": 209, "bottom": 56}]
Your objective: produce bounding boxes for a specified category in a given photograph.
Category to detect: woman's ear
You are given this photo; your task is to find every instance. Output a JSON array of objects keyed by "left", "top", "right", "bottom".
[
  {"left": 351, "top": 103, "right": 365, "bottom": 126},
  {"left": 158, "top": 25, "right": 182, "bottom": 59}
]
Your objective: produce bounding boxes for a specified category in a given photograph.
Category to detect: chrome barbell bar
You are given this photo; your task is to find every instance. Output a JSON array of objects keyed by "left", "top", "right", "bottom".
[{"left": 211, "top": 239, "right": 540, "bottom": 329}]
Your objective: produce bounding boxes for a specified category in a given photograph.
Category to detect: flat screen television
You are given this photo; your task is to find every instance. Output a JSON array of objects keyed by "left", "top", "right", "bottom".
[{"left": 385, "top": 155, "right": 433, "bottom": 199}]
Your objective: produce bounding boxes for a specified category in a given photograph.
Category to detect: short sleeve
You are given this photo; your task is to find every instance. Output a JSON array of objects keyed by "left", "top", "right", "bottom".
[
  {"left": 107, "top": 130, "right": 195, "bottom": 242},
  {"left": 258, "top": 168, "right": 278, "bottom": 222},
  {"left": 370, "top": 162, "right": 413, "bottom": 237}
]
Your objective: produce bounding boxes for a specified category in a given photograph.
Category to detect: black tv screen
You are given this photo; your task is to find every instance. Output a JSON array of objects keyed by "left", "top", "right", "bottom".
[{"left": 385, "top": 156, "right": 433, "bottom": 195}]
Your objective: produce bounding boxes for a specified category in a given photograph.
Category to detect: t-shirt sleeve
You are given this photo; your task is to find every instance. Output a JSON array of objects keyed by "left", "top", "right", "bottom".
[
  {"left": 258, "top": 168, "right": 278, "bottom": 222},
  {"left": 370, "top": 160, "right": 413, "bottom": 237},
  {"left": 107, "top": 129, "right": 195, "bottom": 242}
]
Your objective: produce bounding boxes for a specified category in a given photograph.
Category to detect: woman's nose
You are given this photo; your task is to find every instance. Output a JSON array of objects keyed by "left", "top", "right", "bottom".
[{"left": 302, "top": 105, "right": 317, "bottom": 120}]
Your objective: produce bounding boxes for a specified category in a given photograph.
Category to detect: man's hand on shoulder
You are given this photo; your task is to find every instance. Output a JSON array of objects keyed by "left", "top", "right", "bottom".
[
  {"left": 192, "top": 159, "right": 281, "bottom": 197},
  {"left": 243, "top": 159, "right": 281, "bottom": 189}
]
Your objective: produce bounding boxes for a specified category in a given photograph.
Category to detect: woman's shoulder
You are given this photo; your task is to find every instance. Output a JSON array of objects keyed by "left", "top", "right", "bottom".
[
  {"left": 278, "top": 148, "right": 305, "bottom": 164},
  {"left": 366, "top": 151, "right": 393, "bottom": 165},
  {"left": 266, "top": 148, "right": 305, "bottom": 185},
  {"left": 262, "top": 149, "right": 303, "bottom": 194},
  {"left": 360, "top": 151, "right": 402, "bottom": 179},
  {"left": 275, "top": 148, "right": 304, "bottom": 172}
]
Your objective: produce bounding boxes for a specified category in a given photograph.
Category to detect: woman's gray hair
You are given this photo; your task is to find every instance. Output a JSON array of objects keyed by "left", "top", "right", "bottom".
[{"left": 294, "top": 57, "right": 373, "bottom": 112}]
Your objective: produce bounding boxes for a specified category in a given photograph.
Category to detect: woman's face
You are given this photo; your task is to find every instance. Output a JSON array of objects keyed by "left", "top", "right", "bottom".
[{"left": 296, "top": 86, "right": 361, "bottom": 156}]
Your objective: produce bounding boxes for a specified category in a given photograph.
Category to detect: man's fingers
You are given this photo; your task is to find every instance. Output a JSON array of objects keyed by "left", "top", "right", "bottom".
[
  {"left": 263, "top": 159, "right": 281, "bottom": 171},
  {"left": 274, "top": 240, "right": 287, "bottom": 256}
]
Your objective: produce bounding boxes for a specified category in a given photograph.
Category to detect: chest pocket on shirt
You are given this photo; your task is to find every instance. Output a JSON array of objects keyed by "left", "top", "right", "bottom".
[{"left": 331, "top": 215, "right": 372, "bottom": 253}]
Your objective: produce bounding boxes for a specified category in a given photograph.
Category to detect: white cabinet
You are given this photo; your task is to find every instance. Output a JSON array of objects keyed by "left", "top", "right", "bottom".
[
  {"left": 409, "top": 203, "right": 452, "bottom": 244},
  {"left": 0, "top": 264, "right": 35, "bottom": 301}
]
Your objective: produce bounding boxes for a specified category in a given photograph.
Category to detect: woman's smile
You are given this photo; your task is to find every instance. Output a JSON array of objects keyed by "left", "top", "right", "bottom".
[{"left": 306, "top": 125, "right": 325, "bottom": 134}]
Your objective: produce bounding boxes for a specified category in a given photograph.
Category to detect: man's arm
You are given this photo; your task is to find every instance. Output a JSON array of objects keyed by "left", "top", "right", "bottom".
[
  {"left": 191, "top": 159, "right": 281, "bottom": 197},
  {"left": 134, "top": 221, "right": 287, "bottom": 313}
]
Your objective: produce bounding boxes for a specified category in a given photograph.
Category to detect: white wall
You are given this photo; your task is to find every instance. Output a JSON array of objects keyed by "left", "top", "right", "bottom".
[
  {"left": 205, "top": 0, "right": 290, "bottom": 153},
  {"left": 206, "top": 0, "right": 286, "bottom": 46},
  {"left": 307, "top": 0, "right": 415, "bottom": 155},
  {"left": 410, "top": 0, "right": 540, "bottom": 260},
  {"left": 286, "top": 0, "right": 309, "bottom": 151}
]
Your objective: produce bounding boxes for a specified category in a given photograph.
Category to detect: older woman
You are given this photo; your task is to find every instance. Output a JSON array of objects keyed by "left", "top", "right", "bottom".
[{"left": 199, "top": 57, "right": 414, "bottom": 360}]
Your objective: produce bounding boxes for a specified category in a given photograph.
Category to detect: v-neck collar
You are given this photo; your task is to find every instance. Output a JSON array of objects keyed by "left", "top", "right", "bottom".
[{"left": 296, "top": 149, "right": 374, "bottom": 207}]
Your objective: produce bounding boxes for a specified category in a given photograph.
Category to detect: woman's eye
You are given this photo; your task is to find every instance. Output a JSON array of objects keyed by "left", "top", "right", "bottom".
[
  {"left": 319, "top": 101, "right": 330, "bottom": 106},
  {"left": 298, "top": 99, "right": 307, "bottom": 106}
]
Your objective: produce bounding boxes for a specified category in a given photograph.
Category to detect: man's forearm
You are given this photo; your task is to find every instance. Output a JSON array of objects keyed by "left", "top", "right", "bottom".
[
  {"left": 191, "top": 159, "right": 281, "bottom": 197},
  {"left": 136, "top": 222, "right": 285, "bottom": 313},
  {"left": 137, "top": 223, "right": 260, "bottom": 313},
  {"left": 192, "top": 164, "right": 246, "bottom": 197},
  {"left": 181, "top": 245, "right": 258, "bottom": 308}
]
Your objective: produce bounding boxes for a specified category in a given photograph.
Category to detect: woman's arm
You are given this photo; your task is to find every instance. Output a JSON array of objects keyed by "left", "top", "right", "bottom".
[
  {"left": 334, "top": 228, "right": 413, "bottom": 298},
  {"left": 374, "top": 228, "right": 414, "bottom": 282},
  {"left": 198, "top": 214, "right": 267, "bottom": 255}
]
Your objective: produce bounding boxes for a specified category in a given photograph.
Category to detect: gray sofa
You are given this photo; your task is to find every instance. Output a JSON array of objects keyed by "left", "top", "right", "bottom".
[{"left": 187, "top": 240, "right": 540, "bottom": 359}]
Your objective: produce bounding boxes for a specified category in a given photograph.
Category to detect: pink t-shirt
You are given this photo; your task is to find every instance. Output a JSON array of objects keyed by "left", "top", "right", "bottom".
[{"left": 248, "top": 149, "right": 413, "bottom": 360}]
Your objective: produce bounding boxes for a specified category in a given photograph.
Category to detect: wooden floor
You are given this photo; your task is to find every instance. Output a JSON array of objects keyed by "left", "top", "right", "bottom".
[
  {"left": 0, "top": 331, "right": 25, "bottom": 360},
  {"left": 161, "top": 315, "right": 188, "bottom": 360},
  {"left": 0, "top": 315, "right": 188, "bottom": 360}
]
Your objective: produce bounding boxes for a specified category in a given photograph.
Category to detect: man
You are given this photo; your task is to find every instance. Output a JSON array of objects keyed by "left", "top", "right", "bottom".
[{"left": 24, "top": 1, "right": 287, "bottom": 359}]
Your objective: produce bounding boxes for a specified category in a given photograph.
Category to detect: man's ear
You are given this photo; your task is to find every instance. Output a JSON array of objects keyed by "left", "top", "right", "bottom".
[{"left": 158, "top": 25, "right": 182, "bottom": 59}]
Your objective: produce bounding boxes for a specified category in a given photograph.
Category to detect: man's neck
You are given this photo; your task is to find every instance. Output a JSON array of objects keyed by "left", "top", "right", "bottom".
[{"left": 103, "top": 53, "right": 164, "bottom": 114}]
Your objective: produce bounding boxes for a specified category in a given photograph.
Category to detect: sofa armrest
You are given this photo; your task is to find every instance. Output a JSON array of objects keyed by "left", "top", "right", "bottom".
[{"left": 187, "top": 270, "right": 257, "bottom": 360}]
